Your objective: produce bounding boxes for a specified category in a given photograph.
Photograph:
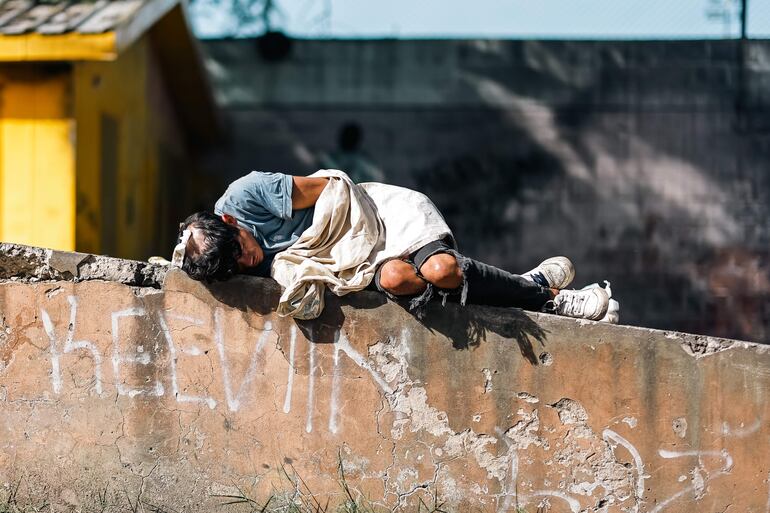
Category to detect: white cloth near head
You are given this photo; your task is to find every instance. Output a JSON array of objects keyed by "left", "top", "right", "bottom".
[{"left": 271, "top": 170, "right": 452, "bottom": 319}]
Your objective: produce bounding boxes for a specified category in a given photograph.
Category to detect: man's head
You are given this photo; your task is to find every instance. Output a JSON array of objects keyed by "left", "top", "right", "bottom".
[{"left": 178, "top": 212, "right": 265, "bottom": 281}]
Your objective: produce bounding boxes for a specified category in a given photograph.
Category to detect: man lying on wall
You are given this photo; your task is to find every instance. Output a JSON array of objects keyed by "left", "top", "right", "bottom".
[{"left": 173, "top": 170, "right": 610, "bottom": 321}]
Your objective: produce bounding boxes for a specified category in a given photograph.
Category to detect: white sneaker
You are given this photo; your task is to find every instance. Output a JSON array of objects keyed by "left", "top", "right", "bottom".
[
  {"left": 522, "top": 256, "right": 575, "bottom": 290},
  {"left": 581, "top": 280, "right": 620, "bottom": 324},
  {"left": 603, "top": 299, "right": 620, "bottom": 324},
  {"left": 550, "top": 287, "right": 609, "bottom": 320}
]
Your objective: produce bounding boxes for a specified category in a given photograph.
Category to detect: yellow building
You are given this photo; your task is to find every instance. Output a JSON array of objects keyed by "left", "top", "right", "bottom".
[{"left": 0, "top": 0, "right": 220, "bottom": 259}]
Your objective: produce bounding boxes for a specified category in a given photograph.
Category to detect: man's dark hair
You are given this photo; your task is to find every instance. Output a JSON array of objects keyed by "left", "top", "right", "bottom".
[{"left": 178, "top": 211, "right": 241, "bottom": 282}]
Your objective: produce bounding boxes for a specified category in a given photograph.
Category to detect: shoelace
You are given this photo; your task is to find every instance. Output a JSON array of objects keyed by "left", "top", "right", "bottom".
[
  {"left": 530, "top": 271, "right": 550, "bottom": 288},
  {"left": 557, "top": 293, "right": 586, "bottom": 316}
]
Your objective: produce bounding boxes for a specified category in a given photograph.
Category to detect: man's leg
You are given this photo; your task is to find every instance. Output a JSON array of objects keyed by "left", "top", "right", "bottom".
[
  {"left": 376, "top": 242, "right": 553, "bottom": 312},
  {"left": 376, "top": 245, "right": 610, "bottom": 320},
  {"left": 456, "top": 257, "right": 554, "bottom": 310},
  {"left": 416, "top": 253, "right": 464, "bottom": 289},
  {"left": 377, "top": 254, "right": 464, "bottom": 295},
  {"left": 433, "top": 255, "right": 609, "bottom": 320},
  {"left": 377, "top": 259, "right": 428, "bottom": 296}
]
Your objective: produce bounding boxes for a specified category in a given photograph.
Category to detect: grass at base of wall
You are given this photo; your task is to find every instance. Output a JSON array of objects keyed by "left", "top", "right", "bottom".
[{"left": 0, "top": 457, "right": 545, "bottom": 513}]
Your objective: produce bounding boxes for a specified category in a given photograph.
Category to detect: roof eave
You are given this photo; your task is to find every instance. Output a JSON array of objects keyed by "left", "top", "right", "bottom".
[
  {"left": 113, "top": 0, "right": 178, "bottom": 55},
  {"left": 0, "top": 32, "right": 117, "bottom": 61},
  {"left": 0, "top": 0, "right": 180, "bottom": 62}
]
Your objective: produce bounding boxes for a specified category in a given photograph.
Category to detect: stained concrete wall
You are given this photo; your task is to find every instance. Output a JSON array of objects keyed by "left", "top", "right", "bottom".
[
  {"left": 0, "top": 244, "right": 768, "bottom": 512},
  {"left": 199, "top": 38, "right": 770, "bottom": 344}
]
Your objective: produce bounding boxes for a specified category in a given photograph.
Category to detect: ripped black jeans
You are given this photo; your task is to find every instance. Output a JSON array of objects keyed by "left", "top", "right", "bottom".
[{"left": 373, "top": 239, "right": 552, "bottom": 316}]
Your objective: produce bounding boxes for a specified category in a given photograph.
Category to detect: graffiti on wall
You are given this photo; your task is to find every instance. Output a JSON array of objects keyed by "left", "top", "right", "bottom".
[{"left": 27, "top": 293, "right": 762, "bottom": 511}]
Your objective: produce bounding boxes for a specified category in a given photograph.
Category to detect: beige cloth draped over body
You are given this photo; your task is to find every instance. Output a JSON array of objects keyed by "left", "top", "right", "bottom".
[{"left": 271, "top": 170, "right": 453, "bottom": 319}]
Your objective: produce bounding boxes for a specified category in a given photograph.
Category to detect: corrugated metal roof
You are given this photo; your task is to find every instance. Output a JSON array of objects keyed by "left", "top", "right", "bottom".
[{"left": 0, "top": 0, "right": 144, "bottom": 35}]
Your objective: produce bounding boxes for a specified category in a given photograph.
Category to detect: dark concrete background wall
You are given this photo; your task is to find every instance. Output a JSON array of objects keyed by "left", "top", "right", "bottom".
[{"left": 199, "top": 38, "right": 770, "bottom": 343}]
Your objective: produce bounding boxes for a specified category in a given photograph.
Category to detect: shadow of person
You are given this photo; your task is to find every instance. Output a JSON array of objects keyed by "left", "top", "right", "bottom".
[
  {"left": 199, "top": 275, "right": 282, "bottom": 316},
  {"left": 294, "top": 299, "right": 346, "bottom": 345},
  {"left": 294, "top": 290, "right": 387, "bottom": 344},
  {"left": 180, "top": 270, "right": 387, "bottom": 344},
  {"left": 294, "top": 289, "right": 387, "bottom": 344},
  {"left": 403, "top": 300, "right": 547, "bottom": 366},
  {"left": 193, "top": 272, "right": 544, "bottom": 363},
  {"left": 164, "top": 269, "right": 281, "bottom": 317},
  {"left": 318, "top": 122, "right": 386, "bottom": 183}
]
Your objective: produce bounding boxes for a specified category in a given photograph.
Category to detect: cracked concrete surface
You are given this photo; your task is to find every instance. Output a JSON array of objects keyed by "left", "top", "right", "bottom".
[
  {"left": 0, "top": 243, "right": 166, "bottom": 287},
  {"left": 0, "top": 248, "right": 767, "bottom": 511}
]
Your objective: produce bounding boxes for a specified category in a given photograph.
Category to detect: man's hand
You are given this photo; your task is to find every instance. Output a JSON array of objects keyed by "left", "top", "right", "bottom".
[{"left": 291, "top": 176, "right": 330, "bottom": 210}]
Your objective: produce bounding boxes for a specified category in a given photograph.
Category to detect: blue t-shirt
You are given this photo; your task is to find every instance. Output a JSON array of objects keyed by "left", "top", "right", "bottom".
[{"left": 214, "top": 172, "right": 314, "bottom": 274}]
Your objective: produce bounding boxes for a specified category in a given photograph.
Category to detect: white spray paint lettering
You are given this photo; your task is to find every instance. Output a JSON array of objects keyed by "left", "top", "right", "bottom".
[
  {"left": 721, "top": 418, "right": 762, "bottom": 438},
  {"left": 305, "top": 338, "right": 316, "bottom": 433},
  {"left": 41, "top": 298, "right": 396, "bottom": 437},
  {"left": 42, "top": 295, "right": 103, "bottom": 395},
  {"left": 328, "top": 337, "right": 341, "bottom": 434},
  {"left": 649, "top": 448, "right": 733, "bottom": 513},
  {"left": 282, "top": 325, "right": 297, "bottom": 414},
  {"left": 496, "top": 430, "right": 519, "bottom": 513},
  {"left": 494, "top": 426, "right": 580, "bottom": 513},
  {"left": 111, "top": 307, "right": 163, "bottom": 398},
  {"left": 281, "top": 329, "right": 393, "bottom": 435},
  {"left": 214, "top": 308, "right": 271, "bottom": 412},
  {"left": 158, "top": 312, "right": 216, "bottom": 409},
  {"left": 603, "top": 428, "right": 647, "bottom": 504},
  {"left": 525, "top": 490, "right": 580, "bottom": 513},
  {"left": 335, "top": 333, "right": 392, "bottom": 394}
]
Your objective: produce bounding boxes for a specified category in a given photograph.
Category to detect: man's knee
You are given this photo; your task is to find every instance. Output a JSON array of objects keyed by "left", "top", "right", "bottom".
[
  {"left": 378, "top": 260, "right": 426, "bottom": 295},
  {"left": 419, "top": 253, "right": 463, "bottom": 289}
]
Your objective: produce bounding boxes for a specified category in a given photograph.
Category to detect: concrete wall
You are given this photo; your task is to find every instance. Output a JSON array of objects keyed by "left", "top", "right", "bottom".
[
  {"left": 199, "top": 38, "right": 770, "bottom": 344},
  {"left": 0, "top": 244, "right": 768, "bottom": 512}
]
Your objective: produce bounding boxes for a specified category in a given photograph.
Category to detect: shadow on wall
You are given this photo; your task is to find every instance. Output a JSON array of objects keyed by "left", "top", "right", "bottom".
[
  {"left": 412, "top": 301, "right": 547, "bottom": 365},
  {"left": 199, "top": 273, "right": 547, "bottom": 364},
  {"left": 293, "top": 293, "right": 548, "bottom": 366}
]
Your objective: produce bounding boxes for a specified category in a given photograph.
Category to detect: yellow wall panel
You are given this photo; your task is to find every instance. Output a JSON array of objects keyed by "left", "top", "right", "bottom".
[
  {"left": 1, "top": 120, "right": 34, "bottom": 243},
  {"left": 34, "top": 120, "right": 75, "bottom": 249},
  {"left": 0, "top": 68, "right": 75, "bottom": 250}
]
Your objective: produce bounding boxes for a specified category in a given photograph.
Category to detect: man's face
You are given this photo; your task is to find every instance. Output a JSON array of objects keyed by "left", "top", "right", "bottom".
[
  {"left": 234, "top": 225, "right": 264, "bottom": 271},
  {"left": 220, "top": 214, "right": 264, "bottom": 271}
]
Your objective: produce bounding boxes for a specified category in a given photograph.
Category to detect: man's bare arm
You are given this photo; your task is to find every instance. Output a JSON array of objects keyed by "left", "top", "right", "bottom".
[{"left": 291, "top": 176, "right": 330, "bottom": 210}]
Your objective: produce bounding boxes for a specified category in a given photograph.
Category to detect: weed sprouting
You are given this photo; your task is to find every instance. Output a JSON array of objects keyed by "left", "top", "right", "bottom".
[
  {"left": 0, "top": 479, "right": 49, "bottom": 513},
  {"left": 208, "top": 452, "right": 505, "bottom": 513},
  {"left": 0, "top": 460, "right": 540, "bottom": 513}
]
